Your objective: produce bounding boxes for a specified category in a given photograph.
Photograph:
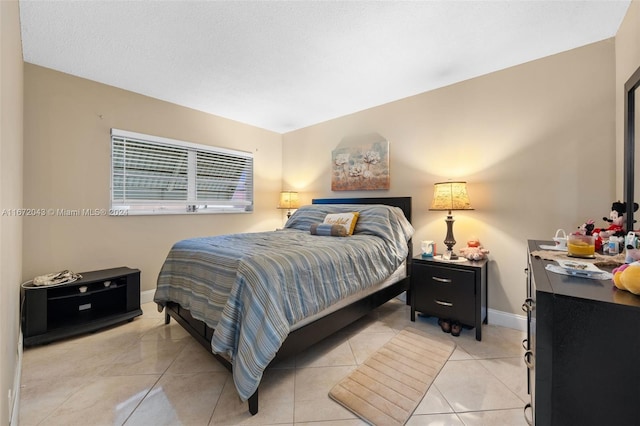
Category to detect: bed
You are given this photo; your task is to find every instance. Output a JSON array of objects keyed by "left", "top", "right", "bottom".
[{"left": 154, "top": 196, "right": 413, "bottom": 414}]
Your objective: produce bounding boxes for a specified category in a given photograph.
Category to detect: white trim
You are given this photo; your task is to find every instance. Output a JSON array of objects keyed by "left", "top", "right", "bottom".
[
  {"left": 488, "top": 308, "right": 527, "bottom": 332},
  {"left": 141, "top": 289, "right": 155, "bottom": 305},
  {"left": 9, "top": 331, "right": 22, "bottom": 426}
]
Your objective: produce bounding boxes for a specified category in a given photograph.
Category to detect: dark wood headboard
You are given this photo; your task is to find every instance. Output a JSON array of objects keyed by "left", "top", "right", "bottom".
[{"left": 311, "top": 196, "right": 412, "bottom": 224}]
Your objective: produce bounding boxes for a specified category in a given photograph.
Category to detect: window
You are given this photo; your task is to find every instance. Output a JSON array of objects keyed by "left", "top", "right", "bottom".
[{"left": 111, "top": 129, "right": 253, "bottom": 215}]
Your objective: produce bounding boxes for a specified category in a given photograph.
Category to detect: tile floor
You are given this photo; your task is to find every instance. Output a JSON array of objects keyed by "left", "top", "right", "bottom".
[{"left": 19, "top": 298, "right": 528, "bottom": 425}]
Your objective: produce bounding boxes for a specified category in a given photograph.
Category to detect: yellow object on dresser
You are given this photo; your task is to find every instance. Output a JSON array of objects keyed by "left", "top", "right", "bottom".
[{"left": 567, "top": 234, "right": 595, "bottom": 257}]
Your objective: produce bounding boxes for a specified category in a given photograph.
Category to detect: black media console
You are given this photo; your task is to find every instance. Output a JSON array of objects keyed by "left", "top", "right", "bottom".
[{"left": 21, "top": 267, "right": 142, "bottom": 346}]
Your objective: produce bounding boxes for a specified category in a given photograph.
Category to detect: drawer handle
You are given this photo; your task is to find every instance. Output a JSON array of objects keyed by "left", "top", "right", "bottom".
[
  {"left": 523, "top": 403, "right": 533, "bottom": 426},
  {"left": 435, "top": 299, "right": 453, "bottom": 307},
  {"left": 522, "top": 338, "right": 528, "bottom": 350},
  {"left": 432, "top": 276, "right": 452, "bottom": 283},
  {"left": 524, "top": 350, "right": 534, "bottom": 369},
  {"left": 521, "top": 298, "right": 534, "bottom": 313}
]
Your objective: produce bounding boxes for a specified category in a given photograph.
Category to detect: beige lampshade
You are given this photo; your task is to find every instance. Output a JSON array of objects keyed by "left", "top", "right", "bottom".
[
  {"left": 277, "top": 191, "right": 300, "bottom": 210},
  {"left": 430, "top": 181, "right": 473, "bottom": 212}
]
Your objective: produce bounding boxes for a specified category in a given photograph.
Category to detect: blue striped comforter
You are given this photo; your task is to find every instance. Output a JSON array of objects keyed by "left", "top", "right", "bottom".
[{"left": 154, "top": 204, "right": 413, "bottom": 401}]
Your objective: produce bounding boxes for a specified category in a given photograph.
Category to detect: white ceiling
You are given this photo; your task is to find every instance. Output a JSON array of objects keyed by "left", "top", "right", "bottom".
[{"left": 19, "top": 0, "right": 631, "bottom": 134}]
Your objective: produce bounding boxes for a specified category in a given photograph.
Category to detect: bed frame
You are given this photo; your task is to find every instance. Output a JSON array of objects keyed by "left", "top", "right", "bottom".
[{"left": 162, "top": 196, "right": 412, "bottom": 414}]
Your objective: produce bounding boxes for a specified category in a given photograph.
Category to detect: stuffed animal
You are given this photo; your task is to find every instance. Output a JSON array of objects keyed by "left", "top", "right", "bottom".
[
  {"left": 576, "top": 219, "right": 602, "bottom": 250},
  {"left": 596, "top": 201, "right": 639, "bottom": 238},
  {"left": 623, "top": 232, "right": 640, "bottom": 263},
  {"left": 578, "top": 220, "right": 595, "bottom": 236},
  {"left": 459, "top": 238, "right": 489, "bottom": 261},
  {"left": 626, "top": 248, "right": 640, "bottom": 264},
  {"left": 612, "top": 262, "right": 640, "bottom": 295}
]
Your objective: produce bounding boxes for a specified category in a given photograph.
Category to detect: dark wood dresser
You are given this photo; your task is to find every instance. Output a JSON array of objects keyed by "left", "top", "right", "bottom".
[{"left": 525, "top": 240, "right": 640, "bottom": 425}]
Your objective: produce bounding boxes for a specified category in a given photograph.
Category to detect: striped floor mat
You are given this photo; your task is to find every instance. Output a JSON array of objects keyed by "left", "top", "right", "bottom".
[{"left": 329, "top": 328, "right": 455, "bottom": 425}]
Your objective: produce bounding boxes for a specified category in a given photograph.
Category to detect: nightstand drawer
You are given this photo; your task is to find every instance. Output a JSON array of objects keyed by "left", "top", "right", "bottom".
[
  {"left": 412, "top": 262, "right": 478, "bottom": 326},
  {"left": 414, "top": 286, "right": 475, "bottom": 323},
  {"left": 422, "top": 265, "right": 474, "bottom": 287}
]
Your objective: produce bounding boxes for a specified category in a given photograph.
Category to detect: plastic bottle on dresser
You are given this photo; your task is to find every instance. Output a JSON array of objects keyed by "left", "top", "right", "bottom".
[{"left": 609, "top": 236, "right": 620, "bottom": 255}]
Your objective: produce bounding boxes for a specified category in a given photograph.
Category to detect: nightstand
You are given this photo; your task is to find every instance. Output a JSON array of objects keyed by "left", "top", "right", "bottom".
[{"left": 410, "top": 255, "right": 488, "bottom": 341}]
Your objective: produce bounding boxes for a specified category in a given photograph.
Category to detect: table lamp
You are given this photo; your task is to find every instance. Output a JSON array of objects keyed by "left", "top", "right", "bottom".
[
  {"left": 277, "top": 191, "right": 300, "bottom": 218},
  {"left": 430, "top": 181, "right": 473, "bottom": 260}
]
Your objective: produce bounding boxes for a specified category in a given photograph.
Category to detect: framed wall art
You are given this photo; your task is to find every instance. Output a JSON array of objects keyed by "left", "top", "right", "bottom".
[{"left": 331, "top": 133, "right": 390, "bottom": 191}]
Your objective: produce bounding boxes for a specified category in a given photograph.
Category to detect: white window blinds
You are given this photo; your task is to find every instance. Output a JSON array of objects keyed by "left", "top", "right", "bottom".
[{"left": 111, "top": 129, "right": 253, "bottom": 215}]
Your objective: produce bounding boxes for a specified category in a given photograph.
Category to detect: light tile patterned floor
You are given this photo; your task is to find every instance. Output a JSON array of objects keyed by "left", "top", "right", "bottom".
[{"left": 19, "top": 299, "right": 528, "bottom": 425}]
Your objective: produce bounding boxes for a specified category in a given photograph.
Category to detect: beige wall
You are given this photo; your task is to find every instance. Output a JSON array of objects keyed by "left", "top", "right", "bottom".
[
  {"left": 23, "top": 65, "right": 283, "bottom": 293},
  {"left": 615, "top": 0, "right": 640, "bottom": 197},
  {"left": 283, "top": 39, "right": 617, "bottom": 316},
  {"left": 1, "top": 0, "right": 24, "bottom": 423}
]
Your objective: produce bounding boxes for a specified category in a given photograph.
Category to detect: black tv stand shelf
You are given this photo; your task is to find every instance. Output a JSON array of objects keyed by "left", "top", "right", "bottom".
[{"left": 21, "top": 267, "right": 142, "bottom": 346}]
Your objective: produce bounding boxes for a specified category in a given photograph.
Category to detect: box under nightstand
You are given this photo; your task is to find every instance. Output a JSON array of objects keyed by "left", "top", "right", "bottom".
[{"left": 410, "top": 255, "right": 488, "bottom": 340}]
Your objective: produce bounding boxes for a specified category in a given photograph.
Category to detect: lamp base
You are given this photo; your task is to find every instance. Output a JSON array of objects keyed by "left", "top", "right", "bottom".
[{"left": 443, "top": 213, "right": 457, "bottom": 256}]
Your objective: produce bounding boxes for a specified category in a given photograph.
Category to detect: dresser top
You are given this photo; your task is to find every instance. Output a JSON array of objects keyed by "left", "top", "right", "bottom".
[{"left": 528, "top": 240, "right": 640, "bottom": 309}]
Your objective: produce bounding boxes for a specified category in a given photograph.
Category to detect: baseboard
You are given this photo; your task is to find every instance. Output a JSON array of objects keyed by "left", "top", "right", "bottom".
[
  {"left": 141, "top": 289, "right": 155, "bottom": 305},
  {"left": 9, "top": 331, "right": 23, "bottom": 426},
  {"left": 488, "top": 308, "right": 527, "bottom": 332}
]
